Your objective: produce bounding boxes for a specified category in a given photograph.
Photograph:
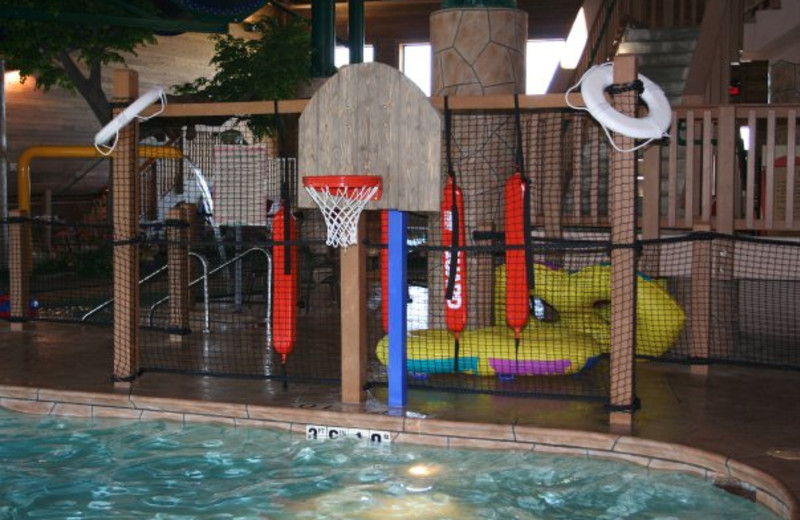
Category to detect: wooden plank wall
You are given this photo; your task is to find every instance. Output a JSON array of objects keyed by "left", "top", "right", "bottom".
[{"left": 5, "top": 33, "right": 216, "bottom": 209}]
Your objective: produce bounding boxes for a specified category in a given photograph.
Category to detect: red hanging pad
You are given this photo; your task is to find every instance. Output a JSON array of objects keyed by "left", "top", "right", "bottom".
[
  {"left": 272, "top": 207, "right": 298, "bottom": 364},
  {"left": 504, "top": 172, "right": 529, "bottom": 339},
  {"left": 442, "top": 177, "right": 468, "bottom": 338}
]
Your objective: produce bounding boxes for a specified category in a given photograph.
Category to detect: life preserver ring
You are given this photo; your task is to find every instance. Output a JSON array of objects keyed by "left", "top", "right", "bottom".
[
  {"left": 94, "top": 87, "right": 166, "bottom": 147},
  {"left": 580, "top": 64, "right": 671, "bottom": 140}
]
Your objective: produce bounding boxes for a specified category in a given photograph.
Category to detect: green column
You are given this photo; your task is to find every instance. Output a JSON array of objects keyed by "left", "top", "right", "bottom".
[
  {"left": 348, "top": 0, "right": 365, "bottom": 64},
  {"left": 311, "top": 0, "right": 336, "bottom": 76}
]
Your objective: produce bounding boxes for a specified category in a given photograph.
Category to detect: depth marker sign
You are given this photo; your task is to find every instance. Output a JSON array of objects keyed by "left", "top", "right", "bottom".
[{"left": 306, "top": 425, "right": 391, "bottom": 444}]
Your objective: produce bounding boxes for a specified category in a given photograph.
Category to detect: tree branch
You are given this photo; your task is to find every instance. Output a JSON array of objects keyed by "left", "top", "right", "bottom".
[{"left": 58, "top": 51, "right": 112, "bottom": 125}]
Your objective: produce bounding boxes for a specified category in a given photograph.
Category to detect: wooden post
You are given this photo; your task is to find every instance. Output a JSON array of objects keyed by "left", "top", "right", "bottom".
[
  {"left": 111, "top": 69, "right": 141, "bottom": 384},
  {"left": 640, "top": 145, "right": 662, "bottom": 275},
  {"left": 167, "top": 205, "right": 190, "bottom": 341},
  {"left": 608, "top": 56, "right": 638, "bottom": 430},
  {"left": 689, "top": 223, "right": 712, "bottom": 375},
  {"left": 712, "top": 106, "right": 737, "bottom": 360},
  {"left": 8, "top": 209, "right": 31, "bottom": 331},
  {"left": 340, "top": 216, "right": 367, "bottom": 404}
]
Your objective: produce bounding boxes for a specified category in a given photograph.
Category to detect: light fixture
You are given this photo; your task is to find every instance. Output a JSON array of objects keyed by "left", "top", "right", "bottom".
[{"left": 4, "top": 70, "right": 21, "bottom": 88}]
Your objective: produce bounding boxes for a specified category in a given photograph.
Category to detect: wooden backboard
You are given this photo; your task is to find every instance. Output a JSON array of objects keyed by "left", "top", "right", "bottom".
[{"left": 298, "top": 62, "right": 442, "bottom": 212}]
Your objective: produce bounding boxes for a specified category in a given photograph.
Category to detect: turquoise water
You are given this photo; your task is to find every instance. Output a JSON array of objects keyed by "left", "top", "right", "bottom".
[{"left": 0, "top": 409, "right": 779, "bottom": 519}]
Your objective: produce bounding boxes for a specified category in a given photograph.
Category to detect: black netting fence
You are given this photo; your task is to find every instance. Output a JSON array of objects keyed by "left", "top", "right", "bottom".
[
  {"left": 29, "top": 218, "right": 113, "bottom": 323},
  {"left": 4, "top": 108, "right": 800, "bottom": 401}
]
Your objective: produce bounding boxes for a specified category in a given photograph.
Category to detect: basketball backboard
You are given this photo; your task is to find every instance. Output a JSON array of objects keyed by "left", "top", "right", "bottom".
[{"left": 298, "top": 62, "right": 442, "bottom": 212}]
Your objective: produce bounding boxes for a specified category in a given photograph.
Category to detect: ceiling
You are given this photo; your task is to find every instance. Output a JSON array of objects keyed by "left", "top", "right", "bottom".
[
  {"left": 0, "top": 1, "right": 582, "bottom": 44},
  {"left": 260, "top": 1, "right": 583, "bottom": 43}
]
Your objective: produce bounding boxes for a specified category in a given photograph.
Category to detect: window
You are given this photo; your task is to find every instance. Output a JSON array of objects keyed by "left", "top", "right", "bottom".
[
  {"left": 560, "top": 7, "right": 587, "bottom": 70},
  {"left": 400, "top": 40, "right": 567, "bottom": 96},
  {"left": 334, "top": 45, "right": 375, "bottom": 68},
  {"left": 526, "top": 40, "right": 566, "bottom": 94},
  {"left": 400, "top": 43, "right": 433, "bottom": 96}
]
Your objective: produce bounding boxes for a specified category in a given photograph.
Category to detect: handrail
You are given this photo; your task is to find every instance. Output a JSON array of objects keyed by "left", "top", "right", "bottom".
[
  {"left": 81, "top": 261, "right": 168, "bottom": 322},
  {"left": 586, "top": 0, "right": 620, "bottom": 69},
  {"left": 146, "top": 252, "right": 210, "bottom": 333},
  {"left": 148, "top": 247, "right": 273, "bottom": 341},
  {"left": 80, "top": 251, "right": 209, "bottom": 325}
]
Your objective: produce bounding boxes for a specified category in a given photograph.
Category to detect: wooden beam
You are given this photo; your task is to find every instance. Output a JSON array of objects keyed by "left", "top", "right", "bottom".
[{"left": 147, "top": 93, "right": 584, "bottom": 119}]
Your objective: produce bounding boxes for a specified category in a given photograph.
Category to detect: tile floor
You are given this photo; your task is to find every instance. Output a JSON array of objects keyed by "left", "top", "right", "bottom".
[{"left": 1, "top": 321, "right": 798, "bottom": 518}]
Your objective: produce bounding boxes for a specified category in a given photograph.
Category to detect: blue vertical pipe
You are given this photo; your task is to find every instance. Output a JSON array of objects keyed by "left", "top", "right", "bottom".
[
  {"left": 387, "top": 210, "right": 408, "bottom": 408},
  {"left": 348, "top": 0, "right": 365, "bottom": 64}
]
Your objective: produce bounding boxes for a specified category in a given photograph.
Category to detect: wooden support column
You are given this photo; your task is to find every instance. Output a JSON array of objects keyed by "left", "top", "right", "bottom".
[
  {"left": 689, "top": 224, "right": 712, "bottom": 375},
  {"left": 608, "top": 56, "right": 638, "bottom": 430},
  {"left": 712, "top": 106, "right": 737, "bottom": 360},
  {"left": 167, "top": 205, "right": 191, "bottom": 341},
  {"left": 111, "top": 69, "right": 141, "bottom": 384},
  {"left": 640, "top": 145, "right": 662, "bottom": 275},
  {"left": 8, "top": 209, "right": 31, "bottom": 331},
  {"left": 341, "top": 216, "right": 367, "bottom": 404}
]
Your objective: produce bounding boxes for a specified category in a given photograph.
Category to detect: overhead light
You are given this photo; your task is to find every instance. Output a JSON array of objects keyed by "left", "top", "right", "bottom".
[
  {"left": 560, "top": 7, "right": 587, "bottom": 70},
  {"left": 4, "top": 70, "right": 21, "bottom": 87}
]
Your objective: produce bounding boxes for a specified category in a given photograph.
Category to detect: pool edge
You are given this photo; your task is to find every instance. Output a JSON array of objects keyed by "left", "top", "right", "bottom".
[{"left": 0, "top": 384, "right": 795, "bottom": 520}]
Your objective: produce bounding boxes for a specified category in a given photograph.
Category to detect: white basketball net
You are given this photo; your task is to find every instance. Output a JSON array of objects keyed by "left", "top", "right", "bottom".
[{"left": 305, "top": 184, "right": 380, "bottom": 248}]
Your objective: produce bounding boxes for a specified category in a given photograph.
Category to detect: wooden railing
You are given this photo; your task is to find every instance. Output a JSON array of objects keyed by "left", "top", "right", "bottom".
[
  {"left": 658, "top": 104, "right": 800, "bottom": 233},
  {"left": 522, "top": 102, "right": 800, "bottom": 236}
]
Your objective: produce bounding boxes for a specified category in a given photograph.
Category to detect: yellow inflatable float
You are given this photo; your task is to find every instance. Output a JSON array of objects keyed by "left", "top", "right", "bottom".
[
  {"left": 376, "top": 325, "right": 603, "bottom": 376},
  {"left": 376, "top": 263, "right": 685, "bottom": 376},
  {"left": 494, "top": 263, "right": 686, "bottom": 357}
]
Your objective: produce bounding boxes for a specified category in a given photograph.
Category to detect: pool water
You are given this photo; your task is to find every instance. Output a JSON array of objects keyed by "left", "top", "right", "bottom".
[{"left": 0, "top": 409, "right": 779, "bottom": 519}]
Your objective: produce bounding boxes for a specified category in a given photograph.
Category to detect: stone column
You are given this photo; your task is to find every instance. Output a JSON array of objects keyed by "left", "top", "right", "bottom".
[
  {"left": 428, "top": 6, "right": 528, "bottom": 330},
  {"left": 431, "top": 7, "right": 527, "bottom": 96}
]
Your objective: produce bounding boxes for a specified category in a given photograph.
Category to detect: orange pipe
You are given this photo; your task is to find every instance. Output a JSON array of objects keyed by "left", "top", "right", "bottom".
[{"left": 16, "top": 145, "right": 182, "bottom": 213}]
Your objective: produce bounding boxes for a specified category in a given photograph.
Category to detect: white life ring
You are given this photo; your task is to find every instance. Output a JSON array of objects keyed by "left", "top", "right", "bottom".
[
  {"left": 580, "top": 64, "right": 671, "bottom": 140},
  {"left": 94, "top": 87, "right": 166, "bottom": 147}
]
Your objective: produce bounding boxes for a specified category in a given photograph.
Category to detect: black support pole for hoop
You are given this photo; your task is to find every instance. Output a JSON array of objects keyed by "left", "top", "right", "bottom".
[{"left": 387, "top": 209, "right": 408, "bottom": 409}]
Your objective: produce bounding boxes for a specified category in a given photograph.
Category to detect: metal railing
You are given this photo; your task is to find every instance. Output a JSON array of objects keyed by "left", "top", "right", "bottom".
[
  {"left": 147, "top": 252, "right": 210, "bottom": 333},
  {"left": 80, "top": 252, "right": 210, "bottom": 326},
  {"left": 147, "top": 247, "right": 273, "bottom": 342}
]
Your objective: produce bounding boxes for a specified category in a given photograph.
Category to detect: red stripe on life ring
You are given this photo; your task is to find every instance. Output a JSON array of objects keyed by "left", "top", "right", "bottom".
[
  {"left": 272, "top": 207, "right": 297, "bottom": 364},
  {"left": 442, "top": 177, "right": 467, "bottom": 338},
  {"left": 504, "top": 172, "right": 529, "bottom": 338}
]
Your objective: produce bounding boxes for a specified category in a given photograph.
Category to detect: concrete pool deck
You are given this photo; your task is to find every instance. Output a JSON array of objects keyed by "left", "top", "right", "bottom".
[{"left": 1, "top": 321, "right": 798, "bottom": 519}]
